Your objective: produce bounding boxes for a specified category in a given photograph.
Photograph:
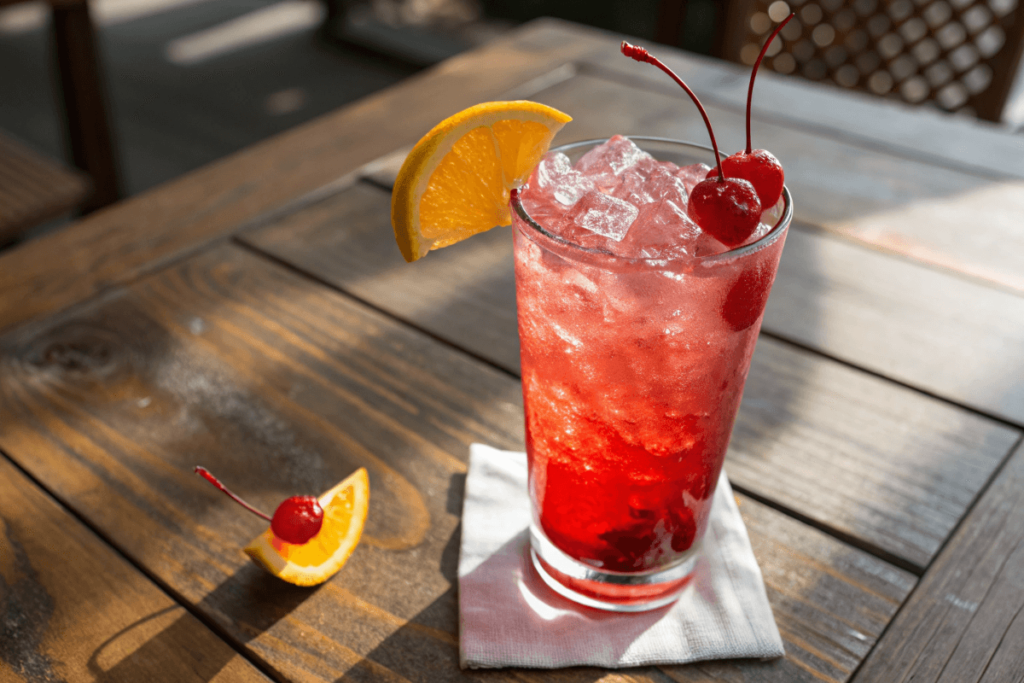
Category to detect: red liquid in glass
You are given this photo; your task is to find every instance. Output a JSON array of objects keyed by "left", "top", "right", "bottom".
[{"left": 513, "top": 137, "right": 787, "bottom": 577}]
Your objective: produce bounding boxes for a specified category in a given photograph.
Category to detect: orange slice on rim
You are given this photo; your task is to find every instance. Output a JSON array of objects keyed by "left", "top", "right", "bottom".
[{"left": 391, "top": 101, "right": 572, "bottom": 262}]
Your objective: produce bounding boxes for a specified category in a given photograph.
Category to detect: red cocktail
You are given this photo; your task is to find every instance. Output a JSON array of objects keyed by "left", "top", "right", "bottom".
[{"left": 512, "top": 137, "right": 792, "bottom": 610}]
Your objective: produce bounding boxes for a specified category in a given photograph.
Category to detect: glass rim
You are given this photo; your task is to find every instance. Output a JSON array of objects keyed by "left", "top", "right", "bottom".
[{"left": 511, "top": 136, "right": 794, "bottom": 266}]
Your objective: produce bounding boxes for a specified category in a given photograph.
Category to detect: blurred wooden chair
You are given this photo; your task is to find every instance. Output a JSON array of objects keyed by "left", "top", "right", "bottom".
[
  {"left": 659, "top": 0, "right": 1024, "bottom": 122},
  {"left": 0, "top": 0, "right": 120, "bottom": 244},
  {"left": 0, "top": 131, "right": 90, "bottom": 244}
]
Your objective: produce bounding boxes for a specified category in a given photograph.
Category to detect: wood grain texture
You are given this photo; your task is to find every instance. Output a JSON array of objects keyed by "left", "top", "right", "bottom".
[
  {"left": 326, "top": 64, "right": 1024, "bottom": 425},
  {"left": 728, "top": 336, "right": 1016, "bottom": 571},
  {"left": 529, "top": 72, "right": 1024, "bottom": 298},
  {"left": 765, "top": 226, "right": 1024, "bottom": 425},
  {"left": 683, "top": 494, "right": 915, "bottom": 683},
  {"left": 0, "top": 455, "right": 269, "bottom": 683},
  {"left": 354, "top": 67, "right": 1024, "bottom": 298},
  {"left": 240, "top": 183, "right": 520, "bottom": 372},
  {"left": 852, "top": 438, "right": 1024, "bottom": 683},
  {"left": 524, "top": 70, "right": 1024, "bottom": 422},
  {"left": 578, "top": 46, "right": 1024, "bottom": 181},
  {"left": 0, "top": 244, "right": 916, "bottom": 683},
  {"left": 242, "top": 181, "right": 1019, "bottom": 570},
  {"left": 0, "top": 18, "right": 605, "bottom": 335}
]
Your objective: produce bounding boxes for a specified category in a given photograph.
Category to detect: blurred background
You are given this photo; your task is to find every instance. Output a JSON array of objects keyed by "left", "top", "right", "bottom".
[{"left": 1, "top": 0, "right": 1022, "bottom": 249}]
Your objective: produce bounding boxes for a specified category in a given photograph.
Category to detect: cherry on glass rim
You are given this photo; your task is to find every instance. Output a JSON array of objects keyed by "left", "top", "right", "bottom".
[
  {"left": 688, "top": 176, "right": 762, "bottom": 248},
  {"left": 709, "top": 13, "right": 794, "bottom": 210},
  {"left": 621, "top": 41, "right": 761, "bottom": 247},
  {"left": 194, "top": 466, "right": 324, "bottom": 545}
]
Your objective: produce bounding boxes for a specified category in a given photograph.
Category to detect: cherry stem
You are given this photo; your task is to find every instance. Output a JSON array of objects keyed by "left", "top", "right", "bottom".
[
  {"left": 194, "top": 466, "right": 272, "bottom": 521},
  {"left": 622, "top": 41, "right": 725, "bottom": 182},
  {"left": 746, "top": 13, "right": 795, "bottom": 154}
]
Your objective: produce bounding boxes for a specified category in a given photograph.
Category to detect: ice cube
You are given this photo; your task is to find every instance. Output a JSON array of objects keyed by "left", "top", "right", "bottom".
[
  {"left": 554, "top": 177, "right": 595, "bottom": 207},
  {"left": 521, "top": 189, "right": 568, "bottom": 227},
  {"left": 623, "top": 199, "right": 701, "bottom": 259},
  {"left": 676, "top": 162, "right": 713, "bottom": 194},
  {"left": 567, "top": 191, "right": 639, "bottom": 242},
  {"left": 534, "top": 152, "right": 572, "bottom": 188},
  {"left": 692, "top": 230, "right": 728, "bottom": 257},
  {"left": 645, "top": 165, "right": 688, "bottom": 206},
  {"left": 575, "top": 136, "right": 653, "bottom": 190},
  {"left": 604, "top": 137, "right": 652, "bottom": 174},
  {"left": 639, "top": 199, "right": 690, "bottom": 231},
  {"left": 609, "top": 169, "right": 653, "bottom": 207},
  {"left": 533, "top": 152, "right": 595, "bottom": 206},
  {"left": 633, "top": 155, "right": 662, "bottom": 176}
]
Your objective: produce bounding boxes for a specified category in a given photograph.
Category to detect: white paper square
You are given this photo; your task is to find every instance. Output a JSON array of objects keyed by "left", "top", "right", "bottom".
[{"left": 459, "top": 444, "right": 784, "bottom": 669}]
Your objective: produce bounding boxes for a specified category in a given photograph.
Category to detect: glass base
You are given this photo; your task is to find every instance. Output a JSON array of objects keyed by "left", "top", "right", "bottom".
[{"left": 529, "top": 525, "right": 699, "bottom": 612}]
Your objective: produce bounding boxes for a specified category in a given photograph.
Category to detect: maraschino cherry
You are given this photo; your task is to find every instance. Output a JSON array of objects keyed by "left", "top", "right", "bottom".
[
  {"left": 621, "top": 42, "right": 761, "bottom": 247},
  {"left": 195, "top": 466, "right": 323, "bottom": 545},
  {"left": 706, "top": 13, "right": 794, "bottom": 209}
]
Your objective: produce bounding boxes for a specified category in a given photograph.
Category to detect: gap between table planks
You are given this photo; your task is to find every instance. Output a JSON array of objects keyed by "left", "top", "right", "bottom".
[
  {"left": 851, "top": 438, "right": 1024, "bottom": 683},
  {"left": 0, "top": 452, "right": 272, "bottom": 683},
  {"left": 0, "top": 242, "right": 918, "bottom": 683},
  {"left": 239, "top": 180, "right": 1020, "bottom": 573}
]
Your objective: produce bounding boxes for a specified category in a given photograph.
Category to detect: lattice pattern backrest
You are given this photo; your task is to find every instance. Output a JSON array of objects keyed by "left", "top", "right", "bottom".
[{"left": 722, "top": 0, "right": 1024, "bottom": 121}]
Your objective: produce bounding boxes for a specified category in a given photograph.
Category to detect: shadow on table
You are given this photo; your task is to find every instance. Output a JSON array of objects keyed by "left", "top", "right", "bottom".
[
  {"left": 340, "top": 474, "right": 623, "bottom": 683},
  {"left": 85, "top": 563, "right": 319, "bottom": 682}
]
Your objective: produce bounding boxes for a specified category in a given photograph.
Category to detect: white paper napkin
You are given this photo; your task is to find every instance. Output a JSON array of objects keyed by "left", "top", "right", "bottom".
[{"left": 458, "top": 444, "right": 784, "bottom": 669}]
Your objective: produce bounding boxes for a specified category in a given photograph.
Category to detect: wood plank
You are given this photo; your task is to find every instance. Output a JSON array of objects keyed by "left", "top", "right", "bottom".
[
  {"left": 852, "top": 438, "right": 1024, "bottom": 683},
  {"left": 765, "top": 226, "right": 1024, "bottom": 425},
  {"left": 578, "top": 46, "right": 1024, "bottom": 181},
  {"left": 242, "top": 181, "right": 1019, "bottom": 570},
  {"left": 684, "top": 494, "right": 915, "bottom": 683},
  {"left": 242, "top": 183, "right": 520, "bottom": 371},
  {"left": 0, "top": 18, "right": 607, "bottom": 335},
  {"left": 0, "top": 243, "right": 916, "bottom": 683},
  {"left": 0, "top": 454, "right": 269, "bottom": 683},
  {"left": 356, "top": 69, "right": 1024, "bottom": 297}
]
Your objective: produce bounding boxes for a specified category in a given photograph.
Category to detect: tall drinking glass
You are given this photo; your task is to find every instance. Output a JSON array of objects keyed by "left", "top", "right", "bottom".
[{"left": 511, "top": 137, "right": 793, "bottom": 611}]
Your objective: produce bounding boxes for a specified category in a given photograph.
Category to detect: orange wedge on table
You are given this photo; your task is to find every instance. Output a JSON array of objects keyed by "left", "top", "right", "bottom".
[
  {"left": 244, "top": 468, "right": 369, "bottom": 586},
  {"left": 391, "top": 101, "right": 572, "bottom": 262}
]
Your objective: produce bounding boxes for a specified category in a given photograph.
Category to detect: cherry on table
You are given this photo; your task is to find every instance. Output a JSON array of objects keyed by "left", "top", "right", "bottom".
[
  {"left": 195, "top": 466, "right": 324, "bottom": 545},
  {"left": 621, "top": 42, "right": 762, "bottom": 247},
  {"left": 270, "top": 496, "right": 323, "bottom": 544}
]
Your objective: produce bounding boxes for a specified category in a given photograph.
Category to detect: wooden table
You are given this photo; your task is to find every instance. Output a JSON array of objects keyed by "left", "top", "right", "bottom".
[{"left": 2, "top": 18, "right": 1023, "bottom": 683}]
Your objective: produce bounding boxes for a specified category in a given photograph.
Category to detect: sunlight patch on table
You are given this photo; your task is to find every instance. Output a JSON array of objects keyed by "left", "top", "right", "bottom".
[{"left": 823, "top": 180, "right": 1024, "bottom": 295}]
